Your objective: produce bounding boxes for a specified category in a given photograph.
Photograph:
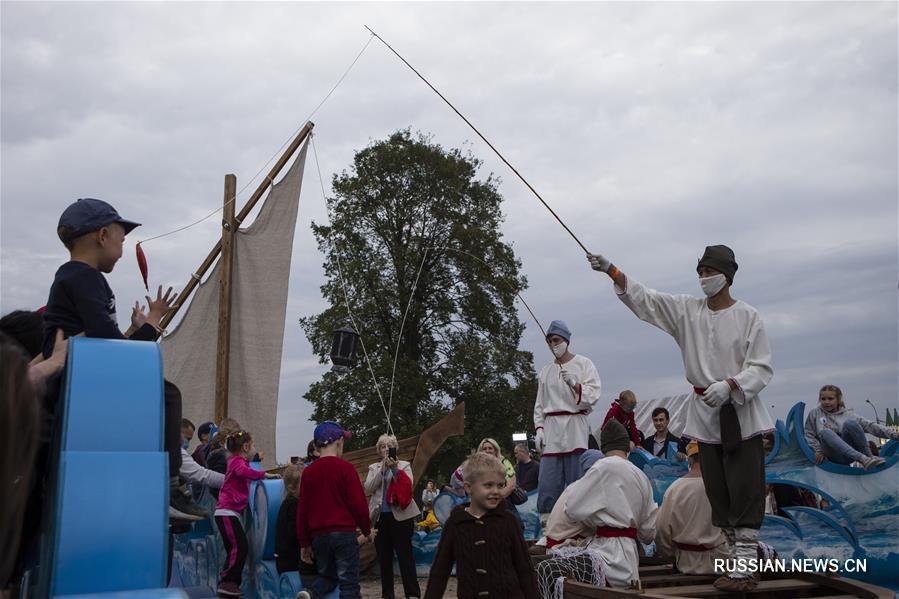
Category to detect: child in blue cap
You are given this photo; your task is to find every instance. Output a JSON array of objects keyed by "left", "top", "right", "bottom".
[
  {"left": 42, "top": 197, "right": 206, "bottom": 521},
  {"left": 296, "top": 421, "right": 372, "bottom": 598}
]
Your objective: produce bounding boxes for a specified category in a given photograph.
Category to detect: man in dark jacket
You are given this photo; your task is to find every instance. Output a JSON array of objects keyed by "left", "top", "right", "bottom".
[{"left": 641, "top": 407, "right": 687, "bottom": 461}]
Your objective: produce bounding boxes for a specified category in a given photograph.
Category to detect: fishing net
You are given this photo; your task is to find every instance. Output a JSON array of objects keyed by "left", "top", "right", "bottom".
[{"left": 535, "top": 546, "right": 606, "bottom": 599}]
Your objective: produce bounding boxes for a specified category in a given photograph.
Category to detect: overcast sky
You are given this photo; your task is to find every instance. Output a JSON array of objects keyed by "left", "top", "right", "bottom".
[{"left": 2, "top": 2, "right": 896, "bottom": 462}]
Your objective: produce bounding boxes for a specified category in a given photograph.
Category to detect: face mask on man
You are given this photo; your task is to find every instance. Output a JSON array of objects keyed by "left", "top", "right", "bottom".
[
  {"left": 551, "top": 341, "right": 568, "bottom": 359},
  {"left": 700, "top": 273, "right": 727, "bottom": 297},
  {"left": 182, "top": 438, "right": 190, "bottom": 450}
]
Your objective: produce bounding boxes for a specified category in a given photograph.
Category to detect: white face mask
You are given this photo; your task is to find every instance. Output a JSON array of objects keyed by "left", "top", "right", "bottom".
[
  {"left": 700, "top": 274, "right": 727, "bottom": 297},
  {"left": 551, "top": 341, "right": 568, "bottom": 358}
]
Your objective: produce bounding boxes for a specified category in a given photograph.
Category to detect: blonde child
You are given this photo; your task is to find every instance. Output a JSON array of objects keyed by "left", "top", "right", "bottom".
[
  {"left": 425, "top": 452, "right": 538, "bottom": 599},
  {"left": 214, "top": 430, "right": 279, "bottom": 597}
]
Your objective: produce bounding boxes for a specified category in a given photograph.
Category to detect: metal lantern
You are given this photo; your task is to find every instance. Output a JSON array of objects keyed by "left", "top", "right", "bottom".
[{"left": 329, "top": 326, "right": 360, "bottom": 374}]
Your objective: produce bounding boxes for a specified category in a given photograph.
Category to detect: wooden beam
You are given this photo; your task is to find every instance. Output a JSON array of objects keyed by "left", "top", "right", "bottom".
[
  {"left": 159, "top": 121, "right": 315, "bottom": 330},
  {"left": 214, "top": 174, "right": 236, "bottom": 422}
]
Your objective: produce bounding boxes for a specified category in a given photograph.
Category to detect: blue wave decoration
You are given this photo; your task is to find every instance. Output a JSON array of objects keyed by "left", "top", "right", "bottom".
[{"left": 756, "top": 402, "right": 899, "bottom": 587}]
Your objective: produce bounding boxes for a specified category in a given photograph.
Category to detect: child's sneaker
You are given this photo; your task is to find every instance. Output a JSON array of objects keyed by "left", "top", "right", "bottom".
[
  {"left": 217, "top": 581, "right": 242, "bottom": 596},
  {"left": 295, "top": 592, "right": 311, "bottom": 599},
  {"left": 862, "top": 455, "right": 886, "bottom": 470}
]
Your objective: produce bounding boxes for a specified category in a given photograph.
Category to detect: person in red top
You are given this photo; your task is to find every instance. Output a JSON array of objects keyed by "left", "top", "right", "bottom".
[
  {"left": 600, "top": 390, "right": 641, "bottom": 448},
  {"left": 297, "top": 421, "right": 372, "bottom": 598}
]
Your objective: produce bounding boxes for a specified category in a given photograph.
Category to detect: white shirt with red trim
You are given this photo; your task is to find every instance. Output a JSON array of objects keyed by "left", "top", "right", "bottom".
[
  {"left": 564, "top": 455, "right": 658, "bottom": 588},
  {"left": 616, "top": 277, "right": 774, "bottom": 443},
  {"left": 534, "top": 354, "right": 602, "bottom": 455}
]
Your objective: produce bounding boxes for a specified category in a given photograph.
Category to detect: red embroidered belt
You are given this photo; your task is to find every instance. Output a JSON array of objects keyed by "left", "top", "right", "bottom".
[
  {"left": 546, "top": 410, "right": 589, "bottom": 417},
  {"left": 675, "top": 541, "right": 716, "bottom": 552},
  {"left": 595, "top": 526, "right": 637, "bottom": 539},
  {"left": 693, "top": 386, "right": 706, "bottom": 395}
]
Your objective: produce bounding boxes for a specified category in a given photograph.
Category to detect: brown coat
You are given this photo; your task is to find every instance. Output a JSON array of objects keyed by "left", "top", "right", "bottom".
[{"left": 424, "top": 504, "right": 538, "bottom": 599}]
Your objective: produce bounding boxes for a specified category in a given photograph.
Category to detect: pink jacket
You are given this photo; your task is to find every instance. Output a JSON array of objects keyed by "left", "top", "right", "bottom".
[{"left": 216, "top": 455, "right": 266, "bottom": 512}]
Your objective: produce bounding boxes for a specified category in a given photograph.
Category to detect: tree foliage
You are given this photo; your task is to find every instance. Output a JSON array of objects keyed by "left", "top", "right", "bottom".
[{"left": 300, "top": 130, "right": 536, "bottom": 482}]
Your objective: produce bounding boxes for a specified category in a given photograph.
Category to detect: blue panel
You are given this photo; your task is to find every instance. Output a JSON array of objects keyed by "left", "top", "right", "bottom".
[
  {"left": 51, "top": 452, "right": 168, "bottom": 595},
  {"left": 57, "top": 590, "right": 188, "bottom": 599},
  {"left": 250, "top": 480, "right": 283, "bottom": 561},
  {"left": 63, "top": 338, "right": 163, "bottom": 452},
  {"left": 254, "top": 560, "right": 280, "bottom": 599}
]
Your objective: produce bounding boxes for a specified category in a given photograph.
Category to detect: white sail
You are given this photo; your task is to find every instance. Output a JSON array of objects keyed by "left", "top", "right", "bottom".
[{"left": 161, "top": 142, "right": 308, "bottom": 463}]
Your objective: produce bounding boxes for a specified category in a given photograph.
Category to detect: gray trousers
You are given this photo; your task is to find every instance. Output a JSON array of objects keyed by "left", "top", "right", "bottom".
[{"left": 698, "top": 435, "right": 766, "bottom": 529}]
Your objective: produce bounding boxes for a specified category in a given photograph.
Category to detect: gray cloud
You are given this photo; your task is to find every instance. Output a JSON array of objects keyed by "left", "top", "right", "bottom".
[{"left": 2, "top": 2, "right": 896, "bottom": 461}]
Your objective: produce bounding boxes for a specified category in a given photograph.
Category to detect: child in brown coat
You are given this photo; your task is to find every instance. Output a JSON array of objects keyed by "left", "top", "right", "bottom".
[{"left": 424, "top": 452, "right": 538, "bottom": 599}]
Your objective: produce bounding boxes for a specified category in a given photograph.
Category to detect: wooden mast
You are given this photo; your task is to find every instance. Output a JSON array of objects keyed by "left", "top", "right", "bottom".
[
  {"left": 159, "top": 121, "right": 314, "bottom": 331},
  {"left": 214, "top": 174, "right": 237, "bottom": 422}
]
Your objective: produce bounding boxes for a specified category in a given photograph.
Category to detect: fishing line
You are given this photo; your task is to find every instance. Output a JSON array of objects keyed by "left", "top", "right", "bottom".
[
  {"left": 365, "top": 25, "right": 591, "bottom": 255},
  {"left": 312, "top": 133, "right": 394, "bottom": 436},
  {"left": 138, "top": 32, "right": 375, "bottom": 247},
  {"left": 434, "top": 245, "right": 549, "bottom": 343},
  {"left": 387, "top": 246, "right": 430, "bottom": 424}
]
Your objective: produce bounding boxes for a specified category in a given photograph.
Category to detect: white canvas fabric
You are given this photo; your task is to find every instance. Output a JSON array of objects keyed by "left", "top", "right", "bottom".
[{"left": 160, "top": 142, "right": 308, "bottom": 463}]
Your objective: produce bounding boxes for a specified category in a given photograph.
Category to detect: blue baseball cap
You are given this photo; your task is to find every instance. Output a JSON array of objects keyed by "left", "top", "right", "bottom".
[
  {"left": 546, "top": 320, "right": 571, "bottom": 342},
  {"left": 314, "top": 421, "right": 352, "bottom": 447},
  {"left": 58, "top": 198, "right": 141, "bottom": 243}
]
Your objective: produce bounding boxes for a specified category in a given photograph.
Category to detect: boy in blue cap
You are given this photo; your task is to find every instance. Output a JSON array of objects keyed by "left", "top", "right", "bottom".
[
  {"left": 533, "top": 319, "right": 602, "bottom": 517},
  {"left": 43, "top": 197, "right": 206, "bottom": 521},
  {"left": 296, "top": 421, "right": 372, "bottom": 598}
]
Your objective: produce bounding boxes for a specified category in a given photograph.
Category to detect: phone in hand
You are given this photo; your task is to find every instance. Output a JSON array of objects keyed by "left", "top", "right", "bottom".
[{"left": 388, "top": 447, "right": 397, "bottom": 460}]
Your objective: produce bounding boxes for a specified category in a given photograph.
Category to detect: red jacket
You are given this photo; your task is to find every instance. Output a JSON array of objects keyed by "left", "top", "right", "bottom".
[
  {"left": 296, "top": 455, "right": 371, "bottom": 547},
  {"left": 387, "top": 468, "right": 413, "bottom": 509},
  {"left": 601, "top": 402, "right": 642, "bottom": 446}
]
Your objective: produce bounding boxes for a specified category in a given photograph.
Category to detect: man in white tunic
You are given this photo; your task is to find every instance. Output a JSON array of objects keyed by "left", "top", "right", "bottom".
[
  {"left": 587, "top": 245, "right": 774, "bottom": 592},
  {"left": 533, "top": 320, "right": 602, "bottom": 515},
  {"left": 655, "top": 441, "right": 729, "bottom": 574},
  {"left": 535, "top": 420, "right": 657, "bottom": 598}
]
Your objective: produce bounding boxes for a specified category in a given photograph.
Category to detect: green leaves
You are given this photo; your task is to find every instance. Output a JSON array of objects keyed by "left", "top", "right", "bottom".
[{"left": 301, "top": 129, "right": 536, "bottom": 482}]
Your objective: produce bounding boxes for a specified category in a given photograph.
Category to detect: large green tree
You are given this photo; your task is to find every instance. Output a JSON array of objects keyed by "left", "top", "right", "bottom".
[{"left": 300, "top": 130, "right": 536, "bottom": 482}]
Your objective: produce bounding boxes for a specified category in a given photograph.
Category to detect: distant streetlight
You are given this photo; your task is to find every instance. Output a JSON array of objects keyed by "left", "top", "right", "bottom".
[{"left": 865, "top": 399, "right": 881, "bottom": 424}]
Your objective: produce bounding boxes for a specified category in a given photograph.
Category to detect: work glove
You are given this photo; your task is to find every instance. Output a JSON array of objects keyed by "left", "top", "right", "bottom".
[
  {"left": 535, "top": 429, "right": 546, "bottom": 454},
  {"left": 560, "top": 370, "right": 579, "bottom": 390},
  {"left": 701, "top": 380, "right": 732, "bottom": 408},
  {"left": 587, "top": 253, "right": 612, "bottom": 273}
]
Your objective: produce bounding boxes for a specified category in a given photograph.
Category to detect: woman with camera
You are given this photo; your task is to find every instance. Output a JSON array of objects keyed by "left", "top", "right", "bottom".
[{"left": 365, "top": 434, "right": 421, "bottom": 599}]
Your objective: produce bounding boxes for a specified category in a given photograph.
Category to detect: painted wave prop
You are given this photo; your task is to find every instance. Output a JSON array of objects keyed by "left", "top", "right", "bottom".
[
  {"left": 621, "top": 402, "right": 899, "bottom": 588},
  {"left": 757, "top": 402, "right": 899, "bottom": 587}
]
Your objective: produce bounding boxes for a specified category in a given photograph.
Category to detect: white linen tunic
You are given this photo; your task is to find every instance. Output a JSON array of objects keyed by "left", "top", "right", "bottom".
[
  {"left": 534, "top": 354, "right": 602, "bottom": 455},
  {"left": 564, "top": 456, "right": 658, "bottom": 588},
  {"left": 655, "top": 475, "right": 729, "bottom": 574},
  {"left": 545, "top": 480, "right": 593, "bottom": 548},
  {"left": 617, "top": 278, "right": 774, "bottom": 443}
]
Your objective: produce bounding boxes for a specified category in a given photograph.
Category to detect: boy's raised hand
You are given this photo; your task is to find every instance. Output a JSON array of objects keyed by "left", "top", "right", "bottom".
[
  {"left": 131, "top": 301, "right": 148, "bottom": 328},
  {"left": 145, "top": 285, "right": 176, "bottom": 322}
]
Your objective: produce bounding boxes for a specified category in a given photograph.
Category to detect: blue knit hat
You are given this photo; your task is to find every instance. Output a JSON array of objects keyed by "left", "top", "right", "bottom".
[{"left": 546, "top": 320, "right": 571, "bottom": 342}]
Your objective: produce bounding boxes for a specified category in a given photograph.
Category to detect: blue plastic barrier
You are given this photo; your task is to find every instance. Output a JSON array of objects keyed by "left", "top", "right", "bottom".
[
  {"left": 249, "top": 480, "right": 284, "bottom": 561},
  {"left": 47, "top": 338, "right": 168, "bottom": 596},
  {"left": 253, "top": 560, "right": 280, "bottom": 599}
]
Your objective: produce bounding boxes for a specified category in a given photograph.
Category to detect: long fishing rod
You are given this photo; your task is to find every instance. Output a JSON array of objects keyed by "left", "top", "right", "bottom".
[
  {"left": 435, "top": 246, "right": 547, "bottom": 341},
  {"left": 365, "top": 25, "right": 592, "bottom": 256}
]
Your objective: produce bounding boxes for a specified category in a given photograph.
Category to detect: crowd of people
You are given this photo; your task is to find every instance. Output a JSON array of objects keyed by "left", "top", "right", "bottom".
[{"left": 2, "top": 196, "right": 898, "bottom": 599}]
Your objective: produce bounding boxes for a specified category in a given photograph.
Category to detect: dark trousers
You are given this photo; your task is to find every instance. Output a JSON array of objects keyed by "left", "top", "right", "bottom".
[
  {"left": 311, "top": 531, "right": 361, "bottom": 599},
  {"left": 163, "top": 380, "right": 183, "bottom": 479},
  {"left": 375, "top": 512, "right": 420, "bottom": 598},
  {"left": 215, "top": 515, "right": 248, "bottom": 585},
  {"left": 698, "top": 435, "right": 766, "bottom": 529}
]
